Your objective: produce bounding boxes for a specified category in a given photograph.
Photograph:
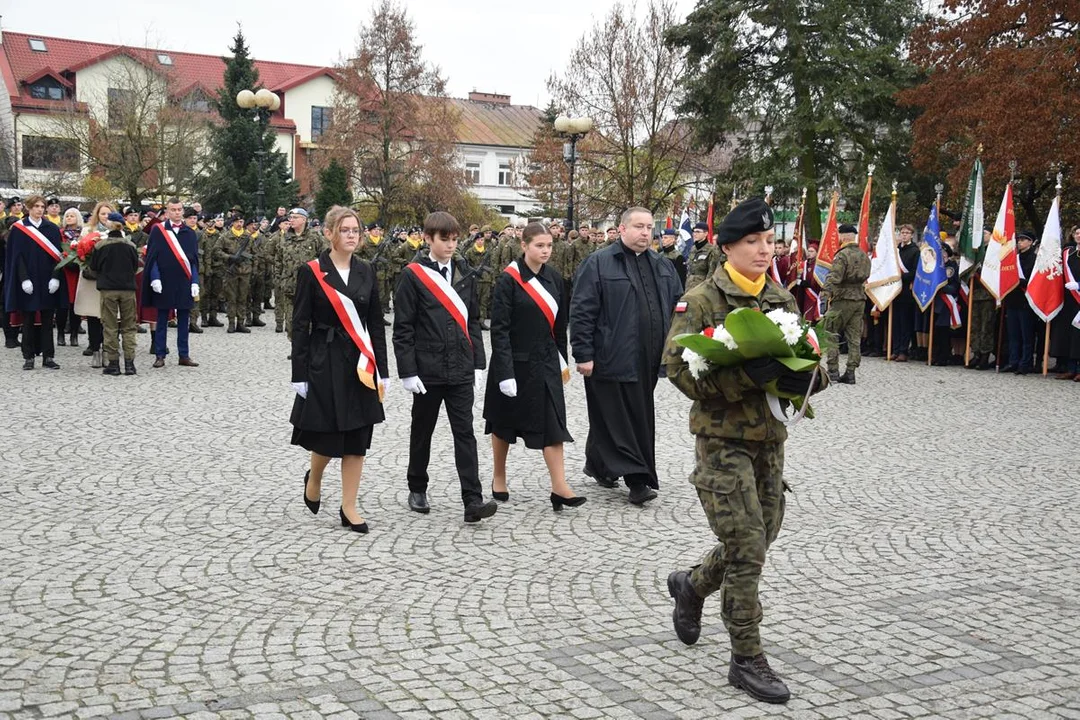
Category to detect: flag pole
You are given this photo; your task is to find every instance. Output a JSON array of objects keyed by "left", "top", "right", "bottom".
[
  {"left": 886, "top": 182, "right": 897, "bottom": 362},
  {"left": 995, "top": 303, "right": 1005, "bottom": 372},
  {"left": 964, "top": 275, "right": 975, "bottom": 366},
  {"left": 1043, "top": 323, "right": 1051, "bottom": 376},
  {"left": 928, "top": 183, "right": 943, "bottom": 366}
]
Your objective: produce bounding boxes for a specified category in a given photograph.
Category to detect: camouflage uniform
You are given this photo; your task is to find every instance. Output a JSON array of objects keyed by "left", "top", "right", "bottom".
[
  {"left": 822, "top": 241, "right": 872, "bottom": 373},
  {"left": 569, "top": 234, "right": 594, "bottom": 282},
  {"left": 549, "top": 237, "right": 575, "bottom": 284},
  {"left": 969, "top": 270, "right": 997, "bottom": 357},
  {"left": 199, "top": 229, "right": 222, "bottom": 325},
  {"left": 248, "top": 231, "right": 272, "bottom": 325},
  {"left": 218, "top": 228, "right": 254, "bottom": 327},
  {"left": 274, "top": 226, "right": 327, "bottom": 339},
  {"left": 463, "top": 238, "right": 496, "bottom": 319},
  {"left": 263, "top": 228, "right": 285, "bottom": 330},
  {"left": 357, "top": 235, "right": 393, "bottom": 312},
  {"left": 392, "top": 238, "right": 425, "bottom": 290},
  {"left": 662, "top": 266, "right": 809, "bottom": 658},
  {"left": 494, "top": 233, "right": 518, "bottom": 271},
  {"left": 685, "top": 240, "right": 723, "bottom": 291}
]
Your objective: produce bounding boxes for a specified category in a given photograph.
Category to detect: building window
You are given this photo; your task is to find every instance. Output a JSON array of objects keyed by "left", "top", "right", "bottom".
[
  {"left": 498, "top": 161, "right": 512, "bottom": 186},
  {"left": 465, "top": 161, "right": 481, "bottom": 184},
  {"left": 28, "top": 38, "right": 47, "bottom": 52},
  {"left": 498, "top": 205, "right": 515, "bottom": 215},
  {"left": 22, "top": 136, "right": 79, "bottom": 171},
  {"left": 181, "top": 90, "right": 211, "bottom": 113},
  {"left": 156, "top": 53, "right": 173, "bottom": 66},
  {"left": 107, "top": 87, "right": 134, "bottom": 129},
  {"left": 311, "top": 106, "right": 332, "bottom": 140},
  {"left": 29, "top": 82, "right": 64, "bottom": 100}
]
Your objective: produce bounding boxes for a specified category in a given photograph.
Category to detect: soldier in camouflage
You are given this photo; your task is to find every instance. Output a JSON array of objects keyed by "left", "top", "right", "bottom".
[
  {"left": 273, "top": 208, "right": 326, "bottom": 344},
  {"left": 183, "top": 209, "right": 204, "bottom": 333},
  {"left": 685, "top": 222, "right": 724, "bottom": 291},
  {"left": 662, "top": 197, "right": 826, "bottom": 706},
  {"left": 967, "top": 230, "right": 997, "bottom": 369},
  {"left": 198, "top": 216, "right": 225, "bottom": 327},
  {"left": 391, "top": 227, "right": 425, "bottom": 294},
  {"left": 356, "top": 223, "right": 393, "bottom": 324},
  {"left": 218, "top": 215, "right": 254, "bottom": 334},
  {"left": 463, "top": 229, "right": 496, "bottom": 329},
  {"left": 822, "top": 224, "right": 872, "bottom": 384},
  {"left": 247, "top": 219, "right": 270, "bottom": 327}
]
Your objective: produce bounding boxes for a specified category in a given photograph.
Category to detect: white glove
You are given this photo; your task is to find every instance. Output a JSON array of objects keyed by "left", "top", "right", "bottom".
[
  {"left": 291, "top": 381, "right": 308, "bottom": 398},
  {"left": 499, "top": 378, "right": 518, "bottom": 397},
  {"left": 475, "top": 368, "right": 484, "bottom": 391},
  {"left": 151, "top": 279, "right": 163, "bottom": 293},
  {"left": 402, "top": 376, "right": 427, "bottom": 394},
  {"left": 191, "top": 283, "right": 200, "bottom": 298},
  {"left": 48, "top": 278, "right": 60, "bottom": 294},
  {"left": 21, "top": 280, "right": 33, "bottom": 295},
  {"left": 1067, "top": 282, "right": 1079, "bottom": 291}
]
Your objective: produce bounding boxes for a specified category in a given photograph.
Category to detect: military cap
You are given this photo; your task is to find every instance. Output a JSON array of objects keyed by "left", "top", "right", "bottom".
[
  {"left": 229, "top": 214, "right": 245, "bottom": 225},
  {"left": 183, "top": 207, "right": 199, "bottom": 218},
  {"left": 1017, "top": 228, "right": 1037, "bottom": 242},
  {"left": 693, "top": 222, "right": 708, "bottom": 232},
  {"left": 46, "top": 197, "right": 61, "bottom": 206},
  {"left": 368, "top": 222, "right": 382, "bottom": 231},
  {"left": 716, "top": 197, "right": 774, "bottom": 246},
  {"left": 480, "top": 224, "right": 492, "bottom": 233},
  {"left": 8, "top": 195, "right": 21, "bottom": 203},
  {"left": 122, "top": 206, "right": 139, "bottom": 216},
  {"left": 288, "top": 207, "right": 308, "bottom": 218},
  {"left": 838, "top": 223, "right": 858, "bottom": 234},
  {"left": 662, "top": 227, "right": 677, "bottom": 236},
  {"left": 245, "top": 218, "right": 259, "bottom": 227}
]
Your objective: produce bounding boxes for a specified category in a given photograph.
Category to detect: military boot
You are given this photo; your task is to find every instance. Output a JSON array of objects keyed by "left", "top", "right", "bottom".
[
  {"left": 124, "top": 359, "right": 137, "bottom": 375},
  {"left": 188, "top": 321, "right": 203, "bottom": 334},
  {"left": 275, "top": 321, "right": 284, "bottom": 333},
  {"left": 728, "top": 654, "right": 790, "bottom": 704},
  {"left": 207, "top": 314, "right": 224, "bottom": 328},
  {"left": 236, "top": 321, "right": 251, "bottom": 334},
  {"left": 102, "top": 359, "right": 121, "bottom": 376},
  {"left": 826, "top": 369, "right": 841, "bottom": 383},
  {"left": 667, "top": 571, "right": 704, "bottom": 645},
  {"left": 250, "top": 315, "right": 266, "bottom": 327},
  {"left": 838, "top": 369, "right": 856, "bottom": 384},
  {"left": 227, "top": 318, "right": 236, "bottom": 334}
]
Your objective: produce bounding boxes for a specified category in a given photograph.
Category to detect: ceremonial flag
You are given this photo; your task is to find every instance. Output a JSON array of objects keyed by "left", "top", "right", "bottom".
[
  {"left": 912, "top": 204, "right": 948, "bottom": 311},
  {"left": 1026, "top": 194, "right": 1064, "bottom": 322},
  {"left": 678, "top": 209, "right": 693, "bottom": 259},
  {"left": 813, "top": 193, "right": 840, "bottom": 287},
  {"left": 857, "top": 173, "right": 872, "bottom": 254},
  {"left": 956, "top": 157, "right": 984, "bottom": 276},
  {"left": 706, "top": 198, "right": 715, "bottom": 244},
  {"left": 980, "top": 183, "right": 1020, "bottom": 301},
  {"left": 787, "top": 199, "right": 805, "bottom": 288},
  {"left": 864, "top": 195, "right": 902, "bottom": 310}
]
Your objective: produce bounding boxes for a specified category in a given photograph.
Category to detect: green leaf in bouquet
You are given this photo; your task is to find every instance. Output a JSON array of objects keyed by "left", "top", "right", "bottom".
[
  {"left": 724, "top": 308, "right": 793, "bottom": 359},
  {"left": 674, "top": 333, "right": 745, "bottom": 366},
  {"left": 55, "top": 253, "right": 80, "bottom": 272},
  {"left": 775, "top": 357, "right": 820, "bottom": 373}
]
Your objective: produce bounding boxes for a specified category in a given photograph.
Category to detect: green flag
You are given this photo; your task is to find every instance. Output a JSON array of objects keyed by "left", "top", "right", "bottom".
[{"left": 956, "top": 157, "right": 984, "bottom": 276}]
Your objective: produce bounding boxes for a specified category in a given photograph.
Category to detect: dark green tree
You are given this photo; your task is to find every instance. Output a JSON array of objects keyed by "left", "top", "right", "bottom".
[
  {"left": 315, "top": 159, "right": 353, "bottom": 219},
  {"left": 666, "top": 0, "right": 925, "bottom": 239},
  {"left": 195, "top": 28, "right": 297, "bottom": 216}
]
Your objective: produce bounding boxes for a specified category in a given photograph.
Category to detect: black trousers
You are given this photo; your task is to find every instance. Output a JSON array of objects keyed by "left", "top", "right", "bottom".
[
  {"left": 22, "top": 310, "right": 55, "bottom": 360},
  {"left": 891, "top": 298, "right": 916, "bottom": 356},
  {"left": 407, "top": 382, "right": 482, "bottom": 507}
]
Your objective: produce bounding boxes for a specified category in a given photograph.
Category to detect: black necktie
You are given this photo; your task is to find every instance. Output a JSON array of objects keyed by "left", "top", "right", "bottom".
[{"left": 440, "top": 266, "right": 448, "bottom": 281}]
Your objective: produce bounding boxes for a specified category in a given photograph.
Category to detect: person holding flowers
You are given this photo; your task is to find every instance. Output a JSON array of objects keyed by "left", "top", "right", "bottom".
[
  {"left": 56, "top": 208, "right": 83, "bottom": 347},
  {"left": 661, "top": 197, "right": 826, "bottom": 705}
]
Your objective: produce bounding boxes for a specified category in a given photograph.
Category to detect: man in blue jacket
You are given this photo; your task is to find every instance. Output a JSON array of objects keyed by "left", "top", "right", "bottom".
[
  {"left": 142, "top": 198, "right": 200, "bottom": 368},
  {"left": 570, "top": 206, "right": 683, "bottom": 505}
]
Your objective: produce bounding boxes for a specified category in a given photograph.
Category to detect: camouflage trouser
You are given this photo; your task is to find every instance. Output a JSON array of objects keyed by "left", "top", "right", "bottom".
[
  {"left": 375, "top": 271, "right": 392, "bottom": 313},
  {"left": 225, "top": 274, "right": 251, "bottom": 323},
  {"left": 208, "top": 274, "right": 224, "bottom": 318},
  {"left": 99, "top": 290, "right": 137, "bottom": 361},
  {"left": 273, "top": 282, "right": 285, "bottom": 329},
  {"left": 478, "top": 280, "right": 493, "bottom": 319},
  {"left": 825, "top": 299, "right": 865, "bottom": 371},
  {"left": 280, "top": 292, "right": 294, "bottom": 339},
  {"left": 249, "top": 273, "right": 266, "bottom": 319},
  {"left": 970, "top": 295, "right": 997, "bottom": 355},
  {"left": 689, "top": 437, "right": 786, "bottom": 657}
]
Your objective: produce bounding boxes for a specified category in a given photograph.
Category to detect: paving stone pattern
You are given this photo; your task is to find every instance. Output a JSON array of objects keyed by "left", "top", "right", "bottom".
[{"left": 1, "top": 324, "right": 1078, "bottom": 719}]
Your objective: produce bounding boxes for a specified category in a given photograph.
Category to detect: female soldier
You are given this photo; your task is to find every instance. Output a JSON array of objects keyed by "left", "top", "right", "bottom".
[
  {"left": 484, "top": 221, "right": 584, "bottom": 511},
  {"left": 290, "top": 206, "right": 389, "bottom": 534}
]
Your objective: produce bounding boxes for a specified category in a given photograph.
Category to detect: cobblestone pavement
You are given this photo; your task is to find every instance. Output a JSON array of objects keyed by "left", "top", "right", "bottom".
[{"left": 2, "top": 321, "right": 1079, "bottom": 720}]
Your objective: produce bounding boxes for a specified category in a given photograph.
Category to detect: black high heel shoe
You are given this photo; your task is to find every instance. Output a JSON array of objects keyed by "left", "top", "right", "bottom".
[
  {"left": 550, "top": 493, "right": 587, "bottom": 511},
  {"left": 303, "top": 469, "right": 320, "bottom": 515},
  {"left": 491, "top": 482, "right": 509, "bottom": 502},
  {"left": 339, "top": 507, "right": 369, "bottom": 534}
]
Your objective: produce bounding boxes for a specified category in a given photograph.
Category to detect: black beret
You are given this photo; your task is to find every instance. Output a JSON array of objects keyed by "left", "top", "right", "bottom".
[
  {"left": 230, "top": 214, "right": 245, "bottom": 224},
  {"left": 838, "top": 223, "right": 858, "bottom": 234},
  {"left": 693, "top": 222, "right": 709, "bottom": 232},
  {"left": 183, "top": 208, "right": 199, "bottom": 218},
  {"left": 46, "top": 197, "right": 61, "bottom": 206},
  {"left": 1017, "top": 228, "right": 1037, "bottom": 241},
  {"left": 716, "top": 197, "right": 774, "bottom": 246},
  {"left": 367, "top": 222, "right": 381, "bottom": 231},
  {"left": 122, "top": 206, "right": 138, "bottom": 216}
]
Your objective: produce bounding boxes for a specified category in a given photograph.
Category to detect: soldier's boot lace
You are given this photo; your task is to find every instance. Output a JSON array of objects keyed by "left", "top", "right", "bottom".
[{"left": 728, "top": 653, "right": 790, "bottom": 704}]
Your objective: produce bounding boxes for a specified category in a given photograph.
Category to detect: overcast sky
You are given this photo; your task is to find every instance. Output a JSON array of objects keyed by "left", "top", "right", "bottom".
[{"left": 4, "top": 0, "right": 697, "bottom": 108}]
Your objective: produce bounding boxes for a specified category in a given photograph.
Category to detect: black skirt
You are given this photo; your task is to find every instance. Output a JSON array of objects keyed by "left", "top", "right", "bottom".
[
  {"left": 486, "top": 390, "right": 573, "bottom": 449},
  {"left": 291, "top": 425, "right": 374, "bottom": 458}
]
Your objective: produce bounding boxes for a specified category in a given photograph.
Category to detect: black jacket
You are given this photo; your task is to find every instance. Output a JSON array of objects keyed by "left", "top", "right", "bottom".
[
  {"left": 393, "top": 255, "right": 486, "bottom": 384},
  {"left": 483, "top": 262, "right": 568, "bottom": 433},
  {"left": 290, "top": 252, "right": 388, "bottom": 433},
  {"left": 1004, "top": 247, "right": 1037, "bottom": 310},
  {"left": 89, "top": 234, "right": 139, "bottom": 291},
  {"left": 898, "top": 242, "right": 920, "bottom": 295},
  {"left": 569, "top": 240, "right": 682, "bottom": 381}
]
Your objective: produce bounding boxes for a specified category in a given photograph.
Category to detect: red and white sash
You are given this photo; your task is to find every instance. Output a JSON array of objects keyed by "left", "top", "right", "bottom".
[
  {"left": 504, "top": 261, "right": 570, "bottom": 383},
  {"left": 159, "top": 225, "right": 192, "bottom": 280},
  {"left": 14, "top": 223, "right": 62, "bottom": 262},
  {"left": 768, "top": 257, "right": 783, "bottom": 286},
  {"left": 941, "top": 294, "right": 962, "bottom": 329},
  {"left": 306, "top": 260, "right": 383, "bottom": 402},
  {"left": 405, "top": 262, "right": 471, "bottom": 345}
]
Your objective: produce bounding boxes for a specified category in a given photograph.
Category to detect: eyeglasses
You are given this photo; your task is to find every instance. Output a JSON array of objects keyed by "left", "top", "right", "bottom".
[{"left": 340, "top": 228, "right": 362, "bottom": 236}]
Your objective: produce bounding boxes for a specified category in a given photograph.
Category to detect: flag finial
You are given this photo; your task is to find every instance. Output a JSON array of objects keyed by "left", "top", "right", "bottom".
[
  {"left": 977, "top": 143, "right": 984, "bottom": 156},
  {"left": 801, "top": 186, "right": 807, "bottom": 200},
  {"left": 1056, "top": 171, "right": 1063, "bottom": 195},
  {"left": 1009, "top": 160, "right": 1017, "bottom": 184},
  {"left": 868, "top": 164, "right": 876, "bottom": 177},
  {"left": 891, "top": 180, "right": 898, "bottom": 196}
]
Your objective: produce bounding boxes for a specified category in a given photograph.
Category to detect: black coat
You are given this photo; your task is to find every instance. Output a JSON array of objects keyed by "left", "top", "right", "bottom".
[
  {"left": 483, "top": 262, "right": 568, "bottom": 434},
  {"left": 141, "top": 221, "right": 200, "bottom": 310},
  {"left": 569, "top": 241, "right": 682, "bottom": 381},
  {"left": 290, "top": 252, "right": 388, "bottom": 433},
  {"left": 393, "top": 255, "right": 486, "bottom": 385},
  {"left": 897, "top": 242, "right": 920, "bottom": 300},
  {"left": 2, "top": 218, "right": 67, "bottom": 312},
  {"left": 933, "top": 260, "right": 961, "bottom": 327}
]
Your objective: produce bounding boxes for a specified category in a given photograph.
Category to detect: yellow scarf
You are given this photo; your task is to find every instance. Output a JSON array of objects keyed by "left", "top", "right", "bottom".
[
  {"left": 249, "top": 231, "right": 259, "bottom": 239},
  {"left": 474, "top": 240, "right": 485, "bottom": 252},
  {"left": 231, "top": 227, "right": 245, "bottom": 237},
  {"left": 408, "top": 238, "right": 422, "bottom": 249},
  {"left": 724, "top": 262, "right": 766, "bottom": 296},
  {"left": 47, "top": 214, "right": 62, "bottom": 225},
  {"left": 125, "top": 222, "right": 140, "bottom": 233},
  {"left": 370, "top": 235, "right": 381, "bottom": 245}
]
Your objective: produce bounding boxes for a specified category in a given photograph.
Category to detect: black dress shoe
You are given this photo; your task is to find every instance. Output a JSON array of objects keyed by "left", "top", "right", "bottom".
[
  {"left": 464, "top": 499, "right": 498, "bottom": 523},
  {"left": 408, "top": 492, "right": 430, "bottom": 514},
  {"left": 303, "top": 469, "right": 320, "bottom": 515},
  {"left": 491, "top": 483, "right": 509, "bottom": 502},
  {"left": 728, "top": 654, "right": 790, "bottom": 704},
  {"left": 56, "top": 334, "right": 66, "bottom": 346},
  {"left": 594, "top": 476, "right": 619, "bottom": 489},
  {"left": 152, "top": 357, "right": 165, "bottom": 368},
  {"left": 550, "top": 493, "right": 587, "bottom": 511},
  {"left": 82, "top": 347, "right": 94, "bottom": 357},
  {"left": 628, "top": 486, "right": 658, "bottom": 506},
  {"left": 22, "top": 358, "right": 34, "bottom": 370},
  {"left": 339, "top": 507, "right": 368, "bottom": 534},
  {"left": 999, "top": 364, "right": 1017, "bottom": 373},
  {"left": 667, "top": 570, "right": 704, "bottom": 645}
]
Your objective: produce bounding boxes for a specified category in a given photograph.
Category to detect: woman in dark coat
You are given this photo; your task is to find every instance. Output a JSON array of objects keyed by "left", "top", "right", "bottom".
[
  {"left": 291, "top": 206, "right": 389, "bottom": 533},
  {"left": 484, "top": 222, "right": 585, "bottom": 511}
]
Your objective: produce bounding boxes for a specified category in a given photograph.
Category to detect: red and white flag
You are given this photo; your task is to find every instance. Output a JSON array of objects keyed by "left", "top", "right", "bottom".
[
  {"left": 857, "top": 172, "right": 872, "bottom": 254},
  {"left": 864, "top": 196, "right": 901, "bottom": 311},
  {"left": 980, "top": 183, "right": 1020, "bottom": 301},
  {"left": 1026, "top": 195, "right": 1064, "bottom": 322}
]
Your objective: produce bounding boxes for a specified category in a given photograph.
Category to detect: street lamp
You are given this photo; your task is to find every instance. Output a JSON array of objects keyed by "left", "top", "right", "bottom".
[
  {"left": 236, "top": 88, "right": 281, "bottom": 219},
  {"left": 554, "top": 115, "right": 593, "bottom": 229}
]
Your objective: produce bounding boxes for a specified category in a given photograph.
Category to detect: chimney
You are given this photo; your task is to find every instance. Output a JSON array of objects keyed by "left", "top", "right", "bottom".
[{"left": 468, "top": 91, "right": 510, "bottom": 105}]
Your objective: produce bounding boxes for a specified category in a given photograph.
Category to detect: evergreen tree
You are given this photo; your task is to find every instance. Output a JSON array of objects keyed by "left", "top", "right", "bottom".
[
  {"left": 666, "top": 0, "right": 925, "bottom": 238},
  {"left": 315, "top": 159, "right": 353, "bottom": 219},
  {"left": 196, "top": 28, "right": 298, "bottom": 216}
]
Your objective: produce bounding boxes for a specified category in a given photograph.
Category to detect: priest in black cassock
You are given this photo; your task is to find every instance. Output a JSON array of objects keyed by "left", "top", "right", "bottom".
[{"left": 570, "top": 207, "right": 683, "bottom": 505}]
